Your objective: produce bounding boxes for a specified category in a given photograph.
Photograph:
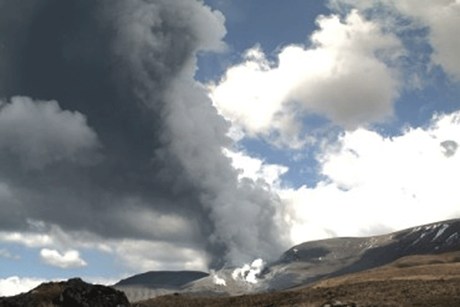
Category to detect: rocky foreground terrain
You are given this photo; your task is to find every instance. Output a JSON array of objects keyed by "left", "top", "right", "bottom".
[
  {"left": 2, "top": 253, "right": 460, "bottom": 307},
  {"left": 0, "top": 278, "right": 130, "bottom": 307},
  {"left": 2, "top": 219, "right": 460, "bottom": 306}
]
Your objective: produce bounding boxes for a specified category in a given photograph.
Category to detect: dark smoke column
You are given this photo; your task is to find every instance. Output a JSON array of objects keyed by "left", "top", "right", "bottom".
[{"left": 0, "top": 0, "right": 289, "bottom": 268}]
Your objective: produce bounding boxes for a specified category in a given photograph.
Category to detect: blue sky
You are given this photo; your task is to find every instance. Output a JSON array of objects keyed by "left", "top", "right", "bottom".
[
  {"left": 204, "top": 0, "right": 460, "bottom": 188},
  {"left": 198, "top": 0, "right": 329, "bottom": 80},
  {"left": 1, "top": 0, "right": 460, "bottom": 296}
]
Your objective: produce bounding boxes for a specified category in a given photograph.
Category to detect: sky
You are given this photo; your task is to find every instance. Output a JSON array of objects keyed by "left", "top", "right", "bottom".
[{"left": 1, "top": 0, "right": 460, "bottom": 296}]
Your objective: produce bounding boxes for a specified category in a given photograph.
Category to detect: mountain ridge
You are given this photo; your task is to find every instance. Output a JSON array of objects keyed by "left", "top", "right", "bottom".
[
  {"left": 2, "top": 218, "right": 460, "bottom": 305},
  {"left": 115, "top": 218, "right": 460, "bottom": 300}
]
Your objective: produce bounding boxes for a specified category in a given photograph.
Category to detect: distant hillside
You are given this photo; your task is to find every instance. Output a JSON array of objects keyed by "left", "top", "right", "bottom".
[
  {"left": 114, "top": 271, "right": 209, "bottom": 302},
  {"left": 263, "top": 218, "right": 460, "bottom": 290},
  {"left": 138, "top": 252, "right": 460, "bottom": 307},
  {"left": 313, "top": 250, "right": 460, "bottom": 288},
  {"left": 116, "top": 218, "right": 460, "bottom": 301},
  {"left": 115, "top": 271, "right": 209, "bottom": 288}
]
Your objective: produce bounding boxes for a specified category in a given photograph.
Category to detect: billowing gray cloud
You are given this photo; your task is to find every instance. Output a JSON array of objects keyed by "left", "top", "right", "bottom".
[
  {"left": 0, "top": 96, "right": 100, "bottom": 169},
  {"left": 0, "top": 0, "right": 288, "bottom": 268}
]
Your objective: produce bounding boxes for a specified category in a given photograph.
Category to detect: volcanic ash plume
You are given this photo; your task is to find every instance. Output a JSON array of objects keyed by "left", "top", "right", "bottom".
[{"left": 0, "top": 0, "right": 289, "bottom": 268}]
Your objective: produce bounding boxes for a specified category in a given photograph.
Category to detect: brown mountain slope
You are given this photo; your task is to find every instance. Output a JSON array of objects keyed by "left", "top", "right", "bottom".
[
  {"left": 312, "top": 251, "right": 460, "bottom": 288},
  {"left": 136, "top": 252, "right": 460, "bottom": 307},
  {"left": 115, "top": 219, "right": 460, "bottom": 302}
]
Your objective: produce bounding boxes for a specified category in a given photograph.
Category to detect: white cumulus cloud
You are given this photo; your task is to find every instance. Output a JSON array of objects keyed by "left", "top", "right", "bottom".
[
  {"left": 283, "top": 111, "right": 460, "bottom": 244},
  {"left": 0, "top": 222, "right": 208, "bottom": 274},
  {"left": 226, "top": 110, "right": 460, "bottom": 244},
  {"left": 224, "top": 149, "right": 288, "bottom": 187},
  {"left": 39, "top": 248, "right": 87, "bottom": 269},
  {"left": 210, "top": 10, "right": 402, "bottom": 146},
  {"left": 331, "top": 0, "right": 460, "bottom": 81},
  {"left": 394, "top": 0, "right": 460, "bottom": 80},
  {"left": 0, "top": 276, "right": 45, "bottom": 297}
]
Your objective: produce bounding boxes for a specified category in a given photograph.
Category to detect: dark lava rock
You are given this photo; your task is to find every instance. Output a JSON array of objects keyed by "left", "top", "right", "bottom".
[{"left": 0, "top": 278, "right": 130, "bottom": 307}]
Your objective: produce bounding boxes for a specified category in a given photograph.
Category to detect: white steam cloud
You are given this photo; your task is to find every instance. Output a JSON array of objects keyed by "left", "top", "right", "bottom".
[
  {"left": 211, "top": 270, "right": 227, "bottom": 287},
  {"left": 231, "top": 258, "right": 265, "bottom": 284}
]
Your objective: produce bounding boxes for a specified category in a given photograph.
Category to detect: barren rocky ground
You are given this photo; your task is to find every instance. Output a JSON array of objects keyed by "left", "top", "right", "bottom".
[{"left": 136, "top": 252, "right": 460, "bottom": 307}]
